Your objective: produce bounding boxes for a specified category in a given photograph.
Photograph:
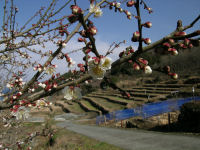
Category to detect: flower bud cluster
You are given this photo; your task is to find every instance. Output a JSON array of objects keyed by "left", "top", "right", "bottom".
[
  {"left": 7, "top": 74, "right": 25, "bottom": 90},
  {"left": 64, "top": 53, "right": 76, "bottom": 68},
  {"left": 119, "top": 47, "right": 134, "bottom": 58},
  {"left": 131, "top": 57, "right": 152, "bottom": 74},
  {"left": 67, "top": 5, "right": 83, "bottom": 24},
  {"left": 162, "top": 39, "right": 179, "bottom": 56},
  {"left": 18, "top": 50, "right": 31, "bottom": 59},
  {"left": 38, "top": 79, "right": 58, "bottom": 92},
  {"left": 163, "top": 66, "right": 178, "bottom": 79},
  {"left": 77, "top": 63, "right": 85, "bottom": 72},
  {"left": 58, "top": 24, "right": 69, "bottom": 36}
]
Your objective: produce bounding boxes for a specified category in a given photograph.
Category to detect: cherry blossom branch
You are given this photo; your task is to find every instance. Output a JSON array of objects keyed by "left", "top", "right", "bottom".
[
  {"left": 78, "top": 15, "right": 100, "bottom": 57},
  {"left": 135, "top": 0, "right": 143, "bottom": 51},
  {"left": 183, "top": 14, "right": 200, "bottom": 31},
  {"left": 105, "top": 40, "right": 126, "bottom": 56},
  {"left": 112, "top": 16, "right": 200, "bottom": 69},
  {"left": 3, "top": 0, "right": 107, "bottom": 104},
  {"left": 28, "top": 74, "right": 92, "bottom": 102}
]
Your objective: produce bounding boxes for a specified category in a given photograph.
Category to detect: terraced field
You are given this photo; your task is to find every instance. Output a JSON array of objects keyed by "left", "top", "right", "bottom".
[{"left": 36, "top": 81, "right": 199, "bottom": 119}]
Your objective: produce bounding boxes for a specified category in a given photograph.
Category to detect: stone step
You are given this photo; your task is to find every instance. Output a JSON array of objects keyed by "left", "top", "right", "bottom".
[
  {"left": 124, "top": 89, "right": 175, "bottom": 94},
  {"left": 88, "top": 94, "right": 129, "bottom": 105},
  {"left": 132, "top": 87, "right": 180, "bottom": 91},
  {"left": 67, "top": 102, "right": 86, "bottom": 114},
  {"left": 143, "top": 84, "right": 192, "bottom": 88},
  {"left": 55, "top": 101, "right": 72, "bottom": 113},
  {"left": 78, "top": 100, "right": 101, "bottom": 115},
  {"left": 49, "top": 105, "right": 64, "bottom": 114},
  {"left": 85, "top": 96, "right": 126, "bottom": 112},
  {"left": 83, "top": 97, "right": 111, "bottom": 114}
]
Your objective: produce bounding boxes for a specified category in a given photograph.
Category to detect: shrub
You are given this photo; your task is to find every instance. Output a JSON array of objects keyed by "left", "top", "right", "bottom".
[{"left": 178, "top": 101, "right": 200, "bottom": 132}]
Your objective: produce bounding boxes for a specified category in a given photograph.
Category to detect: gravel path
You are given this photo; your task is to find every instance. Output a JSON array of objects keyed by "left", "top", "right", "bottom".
[{"left": 57, "top": 120, "right": 200, "bottom": 150}]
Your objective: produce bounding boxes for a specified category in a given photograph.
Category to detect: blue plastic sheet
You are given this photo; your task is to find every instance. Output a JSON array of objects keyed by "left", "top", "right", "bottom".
[{"left": 96, "top": 96, "right": 200, "bottom": 124}]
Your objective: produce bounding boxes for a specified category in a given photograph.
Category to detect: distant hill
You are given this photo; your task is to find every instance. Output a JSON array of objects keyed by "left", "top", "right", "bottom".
[{"left": 111, "top": 45, "right": 200, "bottom": 78}]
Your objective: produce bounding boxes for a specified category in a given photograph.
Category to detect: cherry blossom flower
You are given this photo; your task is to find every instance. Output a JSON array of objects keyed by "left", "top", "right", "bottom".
[
  {"left": 88, "top": 57, "right": 112, "bottom": 80},
  {"left": 89, "top": 4, "right": 103, "bottom": 18},
  {"left": 44, "top": 66, "right": 55, "bottom": 75},
  {"left": 11, "top": 106, "right": 30, "bottom": 120},
  {"left": 62, "top": 86, "right": 82, "bottom": 100},
  {"left": 100, "top": 57, "right": 112, "bottom": 70},
  {"left": 144, "top": 65, "right": 152, "bottom": 74},
  {"left": 36, "top": 99, "right": 47, "bottom": 107},
  {"left": 115, "top": 2, "right": 121, "bottom": 8}
]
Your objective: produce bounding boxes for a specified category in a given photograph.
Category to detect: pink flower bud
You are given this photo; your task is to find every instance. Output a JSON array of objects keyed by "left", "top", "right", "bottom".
[
  {"left": 56, "top": 73, "right": 60, "bottom": 77},
  {"left": 71, "top": 5, "right": 82, "bottom": 15},
  {"left": 143, "top": 22, "right": 152, "bottom": 28},
  {"left": 169, "top": 73, "right": 178, "bottom": 79},
  {"left": 184, "top": 38, "right": 190, "bottom": 46},
  {"left": 110, "top": 2, "right": 115, "bottom": 6},
  {"left": 130, "top": 49, "right": 134, "bottom": 53},
  {"left": 143, "top": 38, "right": 151, "bottom": 45},
  {"left": 168, "top": 39, "right": 175, "bottom": 44},
  {"left": 188, "top": 43, "right": 193, "bottom": 49},
  {"left": 179, "top": 43, "right": 187, "bottom": 49},
  {"left": 168, "top": 48, "right": 178, "bottom": 56},
  {"left": 17, "top": 92, "right": 22, "bottom": 96},
  {"left": 138, "top": 58, "right": 148, "bottom": 65},
  {"left": 128, "top": 60, "right": 133, "bottom": 63},
  {"left": 125, "top": 10, "right": 131, "bottom": 16},
  {"left": 115, "top": 2, "right": 121, "bottom": 8},
  {"left": 38, "top": 67, "right": 42, "bottom": 72},
  {"left": 19, "top": 100, "right": 26, "bottom": 105},
  {"left": 53, "top": 82, "right": 57, "bottom": 88},
  {"left": 133, "top": 63, "right": 140, "bottom": 70},
  {"left": 163, "top": 42, "right": 171, "bottom": 48},
  {"left": 132, "top": 31, "right": 140, "bottom": 42},
  {"left": 85, "top": 48, "right": 91, "bottom": 54},
  {"left": 118, "top": 8, "right": 123, "bottom": 12},
  {"left": 13, "top": 105, "right": 20, "bottom": 110},
  {"left": 174, "top": 31, "right": 186, "bottom": 36},
  {"left": 127, "top": 0, "right": 135, "bottom": 7},
  {"left": 45, "top": 84, "right": 52, "bottom": 92},
  {"left": 77, "top": 64, "right": 84, "bottom": 68},
  {"left": 80, "top": 67, "right": 85, "bottom": 72},
  {"left": 88, "top": 26, "right": 97, "bottom": 35},
  {"left": 125, "top": 92, "right": 130, "bottom": 98},
  {"left": 92, "top": 57, "right": 100, "bottom": 64},
  {"left": 62, "top": 42, "right": 66, "bottom": 47},
  {"left": 146, "top": 7, "right": 153, "bottom": 13},
  {"left": 78, "top": 37, "right": 85, "bottom": 42},
  {"left": 127, "top": 15, "right": 132, "bottom": 19}
]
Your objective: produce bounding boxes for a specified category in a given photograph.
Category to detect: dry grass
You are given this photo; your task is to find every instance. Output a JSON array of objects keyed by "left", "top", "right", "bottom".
[{"left": 34, "top": 125, "right": 122, "bottom": 150}]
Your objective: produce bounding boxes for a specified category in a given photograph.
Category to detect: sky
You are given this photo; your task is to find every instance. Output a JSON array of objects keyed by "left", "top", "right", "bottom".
[{"left": 0, "top": 0, "right": 200, "bottom": 81}]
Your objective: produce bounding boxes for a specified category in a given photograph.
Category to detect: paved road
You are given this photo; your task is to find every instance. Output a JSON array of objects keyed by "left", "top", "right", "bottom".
[{"left": 57, "top": 120, "right": 200, "bottom": 150}]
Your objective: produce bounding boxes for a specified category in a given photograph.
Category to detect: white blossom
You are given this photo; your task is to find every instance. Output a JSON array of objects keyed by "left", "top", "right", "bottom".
[
  {"left": 12, "top": 106, "right": 30, "bottom": 120},
  {"left": 144, "top": 65, "right": 152, "bottom": 74},
  {"left": 89, "top": 4, "right": 103, "bottom": 18},
  {"left": 62, "top": 86, "right": 82, "bottom": 100}
]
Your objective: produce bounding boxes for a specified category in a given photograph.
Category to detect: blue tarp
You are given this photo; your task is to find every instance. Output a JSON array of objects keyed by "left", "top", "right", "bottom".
[{"left": 96, "top": 96, "right": 200, "bottom": 124}]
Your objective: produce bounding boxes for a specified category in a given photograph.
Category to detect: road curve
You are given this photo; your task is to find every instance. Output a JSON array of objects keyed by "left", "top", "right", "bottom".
[{"left": 57, "top": 120, "right": 200, "bottom": 150}]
